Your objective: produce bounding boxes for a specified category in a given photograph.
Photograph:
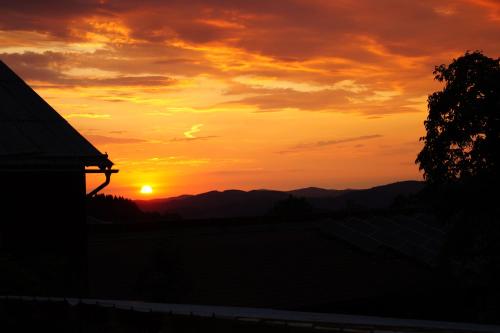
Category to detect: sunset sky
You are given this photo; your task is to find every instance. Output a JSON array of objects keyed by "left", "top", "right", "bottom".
[{"left": 1, "top": 0, "right": 499, "bottom": 198}]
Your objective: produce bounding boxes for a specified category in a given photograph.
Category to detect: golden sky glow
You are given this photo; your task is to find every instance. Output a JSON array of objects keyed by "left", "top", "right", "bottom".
[{"left": 1, "top": 0, "right": 499, "bottom": 198}]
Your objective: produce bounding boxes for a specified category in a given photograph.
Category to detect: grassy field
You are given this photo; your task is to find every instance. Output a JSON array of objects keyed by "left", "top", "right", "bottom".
[{"left": 88, "top": 217, "right": 437, "bottom": 317}]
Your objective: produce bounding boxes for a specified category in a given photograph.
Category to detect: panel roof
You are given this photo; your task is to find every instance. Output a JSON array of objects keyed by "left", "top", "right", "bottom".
[{"left": 0, "top": 60, "right": 112, "bottom": 168}]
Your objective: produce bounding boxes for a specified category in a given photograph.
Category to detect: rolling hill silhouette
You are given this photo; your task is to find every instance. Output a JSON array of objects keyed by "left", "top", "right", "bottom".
[{"left": 135, "top": 180, "right": 424, "bottom": 219}]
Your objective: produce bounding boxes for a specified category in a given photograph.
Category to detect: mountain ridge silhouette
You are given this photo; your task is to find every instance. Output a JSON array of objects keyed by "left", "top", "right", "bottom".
[{"left": 135, "top": 180, "right": 424, "bottom": 219}]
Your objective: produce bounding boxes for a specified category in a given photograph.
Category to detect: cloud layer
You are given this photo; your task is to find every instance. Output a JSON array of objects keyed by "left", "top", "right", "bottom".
[{"left": 1, "top": 0, "right": 498, "bottom": 197}]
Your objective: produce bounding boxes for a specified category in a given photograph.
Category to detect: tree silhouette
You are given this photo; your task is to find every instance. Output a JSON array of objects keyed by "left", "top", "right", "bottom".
[
  {"left": 416, "top": 51, "right": 500, "bottom": 185},
  {"left": 414, "top": 52, "right": 500, "bottom": 323}
]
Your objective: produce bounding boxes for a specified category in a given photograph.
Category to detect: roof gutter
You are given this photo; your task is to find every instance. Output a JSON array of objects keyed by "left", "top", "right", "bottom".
[{"left": 86, "top": 167, "right": 119, "bottom": 197}]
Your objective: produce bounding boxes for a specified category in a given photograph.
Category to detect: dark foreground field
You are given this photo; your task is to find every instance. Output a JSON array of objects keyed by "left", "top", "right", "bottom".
[{"left": 87, "top": 214, "right": 471, "bottom": 322}]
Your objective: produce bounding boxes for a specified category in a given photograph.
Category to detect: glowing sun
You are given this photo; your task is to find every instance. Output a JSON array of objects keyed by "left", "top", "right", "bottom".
[{"left": 140, "top": 185, "right": 153, "bottom": 194}]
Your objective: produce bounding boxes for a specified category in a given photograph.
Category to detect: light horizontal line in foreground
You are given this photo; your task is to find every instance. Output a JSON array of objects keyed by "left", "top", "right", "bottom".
[{"left": 1, "top": 295, "right": 498, "bottom": 333}]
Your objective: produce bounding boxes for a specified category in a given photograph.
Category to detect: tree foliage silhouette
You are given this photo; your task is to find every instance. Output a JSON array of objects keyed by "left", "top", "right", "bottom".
[
  {"left": 87, "top": 194, "right": 143, "bottom": 223},
  {"left": 416, "top": 51, "right": 500, "bottom": 185}
]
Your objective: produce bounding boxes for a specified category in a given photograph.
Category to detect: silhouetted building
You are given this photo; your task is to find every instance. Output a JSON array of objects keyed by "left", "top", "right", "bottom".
[{"left": 0, "top": 60, "right": 116, "bottom": 297}]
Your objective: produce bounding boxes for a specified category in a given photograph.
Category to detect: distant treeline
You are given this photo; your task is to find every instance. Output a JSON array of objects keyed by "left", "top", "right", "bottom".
[
  {"left": 86, "top": 194, "right": 180, "bottom": 224},
  {"left": 87, "top": 180, "right": 427, "bottom": 224}
]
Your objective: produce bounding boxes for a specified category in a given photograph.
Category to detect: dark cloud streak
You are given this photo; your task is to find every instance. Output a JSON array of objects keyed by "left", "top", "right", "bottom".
[
  {"left": 278, "top": 134, "right": 383, "bottom": 154},
  {"left": 1, "top": 52, "right": 175, "bottom": 87},
  {"left": 86, "top": 134, "right": 146, "bottom": 145}
]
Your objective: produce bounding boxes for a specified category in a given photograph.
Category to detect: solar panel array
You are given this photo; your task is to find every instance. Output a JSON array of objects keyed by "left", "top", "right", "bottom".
[{"left": 321, "top": 213, "right": 446, "bottom": 266}]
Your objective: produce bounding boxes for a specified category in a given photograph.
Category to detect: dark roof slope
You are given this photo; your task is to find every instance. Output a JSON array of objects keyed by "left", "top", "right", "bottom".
[{"left": 0, "top": 60, "right": 111, "bottom": 168}]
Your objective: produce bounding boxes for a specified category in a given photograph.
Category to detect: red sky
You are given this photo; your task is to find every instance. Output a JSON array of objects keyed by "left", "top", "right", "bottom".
[{"left": 1, "top": 0, "right": 499, "bottom": 198}]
